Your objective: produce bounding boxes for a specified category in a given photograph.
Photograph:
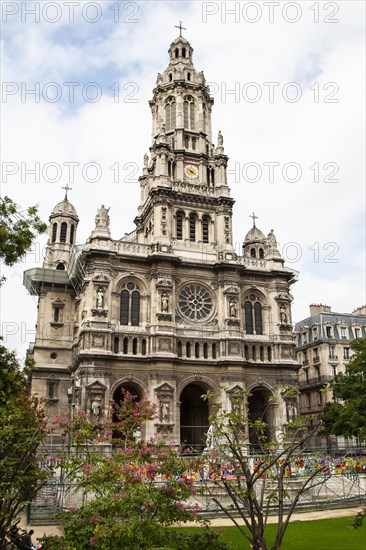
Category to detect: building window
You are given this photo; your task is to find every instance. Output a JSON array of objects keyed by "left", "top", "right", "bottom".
[
  {"left": 120, "top": 283, "right": 140, "bottom": 326},
  {"left": 355, "top": 327, "right": 361, "bottom": 338},
  {"left": 187, "top": 72, "right": 191, "bottom": 81},
  {"left": 260, "top": 346, "right": 264, "bottom": 361},
  {"left": 331, "top": 364, "right": 337, "bottom": 377},
  {"left": 328, "top": 346, "right": 336, "bottom": 359},
  {"left": 47, "top": 380, "right": 57, "bottom": 399},
  {"left": 141, "top": 339, "right": 147, "bottom": 355},
  {"left": 244, "top": 294, "right": 263, "bottom": 335},
  {"left": 175, "top": 48, "right": 179, "bottom": 58},
  {"left": 252, "top": 346, "right": 256, "bottom": 361},
  {"left": 203, "top": 342, "right": 208, "bottom": 359},
  {"left": 202, "top": 216, "right": 209, "bottom": 243},
  {"left": 113, "top": 337, "right": 119, "bottom": 353},
  {"left": 189, "top": 213, "right": 196, "bottom": 242},
  {"left": 178, "top": 285, "right": 212, "bottom": 321},
  {"left": 177, "top": 341, "right": 182, "bottom": 357},
  {"left": 302, "top": 331, "right": 308, "bottom": 344},
  {"left": 313, "top": 326, "right": 318, "bottom": 340},
  {"left": 183, "top": 97, "right": 195, "bottom": 130},
  {"left": 195, "top": 342, "right": 199, "bottom": 358},
  {"left": 326, "top": 325, "right": 333, "bottom": 338},
  {"left": 132, "top": 338, "right": 138, "bottom": 355},
  {"left": 267, "top": 346, "right": 272, "bottom": 361},
  {"left": 56, "top": 263, "right": 65, "bottom": 271},
  {"left": 165, "top": 98, "right": 176, "bottom": 132},
  {"left": 212, "top": 343, "right": 217, "bottom": 359},
  {"left": 70, "top": 224, "right": 75, "bottom": 244},
  {"left": 182, "top": 47, "right": 186, "bottom": 58},
  {"left": 176, "top": 211, "right": 183, "bottom": 240},
  {"left": 244, "top": 345, "right": 249, "bottom": 360},
  {"left": 250, "top": 248, "right": 256, "bottom": 258},
  {"left": 343, "top": 347, "right": 350, "bottom": 360},
  {"left": 53, "top": 304, "right": 63, "bottom": 323},
  {"left": 123, "top": 337, "right": 128, "bottom": 354},
  {"left": 318, "top": 391, "right": 323, "bottom": 406},
  {"left": 186, "top": 342, "right": 191, "bottom": 358},
  {"left": 168, "top": 159, "right": 175, "bottom": 179},
  {"left": 60, "top": 222, "right": 67, "bottom": 243},
  {"left": 315, "top": 366, "right": 321, "bottom": 381},
  {"left": 259, "top": 248, "right": 264, "bottom": 259},
  {"left": 340, "top": 326, "right": 347, "bottom": 339},
  {"left": 306, "top": 393, "right": 311, "bottom": 407},
  {"left": 52, "top": 223, "right": 57, "bottom": 243}
]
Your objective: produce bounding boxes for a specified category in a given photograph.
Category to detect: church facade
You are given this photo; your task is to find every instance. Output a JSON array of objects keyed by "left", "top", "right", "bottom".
[{"left": 24, "top": 34, "right": 299, "bottom": 452}]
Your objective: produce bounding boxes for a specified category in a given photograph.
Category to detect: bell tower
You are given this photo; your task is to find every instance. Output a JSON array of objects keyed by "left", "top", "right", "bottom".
[{"left": 135, "top": 29, "right": 234, "bottom": 251}]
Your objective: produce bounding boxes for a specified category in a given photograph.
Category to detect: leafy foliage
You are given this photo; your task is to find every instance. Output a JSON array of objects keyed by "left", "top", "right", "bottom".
[
  {"left": 0, "top": 347, "right": 47, "bottom": 545},
  {"left": 200, "top": 389, "right": 326, "bottom": 550},
  {"left": 321, "top": 338, "right": 366, "bottom": 442},
  {"left": 0, "top": 195, "right": 47, "bottom": 284},
  {"left": 41, "top": 392, "right": 230, "bottom": 550}
]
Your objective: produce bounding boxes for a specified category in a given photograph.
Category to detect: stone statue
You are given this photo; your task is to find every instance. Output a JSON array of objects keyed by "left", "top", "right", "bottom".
[
  {"left": 160, "top": 402, "right": 170, "bottom": 423},
  {"left": 161, "top": 293, "right": 169, "bottom": 312},
  {"left": 156, "top": 72, "right": 163, "bottom": 84},
  {"left": 268, "top": 229, "right": 277, "bottom": 246},
  {"left": 144, "top": 153, "right": 149, "bottom": 168},
  {"left": 91, "top": 397, "right": 101, "bottom": 417},
  {"left": 229, "top": 300, "right": 237, "bottom": 318},
  {"left": 217, "top": 130, "right": 223, "bottom": 146},
  {"left": 95, "top": 205, "right": 110, "bottom": 227},
  {"left": 205, "top": 423, "right": 216, "bottom": 450},
  {"left": 96, "top": 288, "right": 104, "bottom": 309},
  {"left": 280, "top": 306, "right": 288, "bottom": 324}
]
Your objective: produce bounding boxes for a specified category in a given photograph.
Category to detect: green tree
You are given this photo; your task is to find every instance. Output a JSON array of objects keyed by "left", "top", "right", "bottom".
[
  {"left": 40, "top": 392, "right": 230, "bottom": 550},
  {"left": 0, "top": 348, "right": 47, "bottom": 547},
  {"left": 321, "top": 338, "right": 366, "bottom": 443},
  {"left": 0, "top": 195, "right": 47, "bottom": 285},
  {"left": 200, "top": 389, "right": 327, "bottom": 550}
]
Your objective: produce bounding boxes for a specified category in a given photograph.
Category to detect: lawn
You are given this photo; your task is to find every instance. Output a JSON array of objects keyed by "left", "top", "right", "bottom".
[{"left": 178, "top": 516, "right": 366, "bottom": 550}]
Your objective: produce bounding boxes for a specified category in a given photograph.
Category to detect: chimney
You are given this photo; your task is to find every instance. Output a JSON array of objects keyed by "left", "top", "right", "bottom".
[
  {"left": 353, "top": 305, "right": 366, "bottom": 316},
  {"left": 310, "top": 304, "right": 331, "bottom": 316}
]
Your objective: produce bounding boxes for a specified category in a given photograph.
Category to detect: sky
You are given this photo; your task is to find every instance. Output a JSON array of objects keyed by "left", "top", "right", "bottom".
[{"left": 1, "top": 0, "right": 365, "bottom": 360}]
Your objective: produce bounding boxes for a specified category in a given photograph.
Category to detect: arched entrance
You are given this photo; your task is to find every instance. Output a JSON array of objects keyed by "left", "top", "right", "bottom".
[
  {"left": 247, "top": 388, "right": 273, "bottom": 452},
  {"left": 180, "top": 383, "right": 209, "bottom": 453},
  {"left": 112, "top": 382, "right": 143, "bottom": 441}
]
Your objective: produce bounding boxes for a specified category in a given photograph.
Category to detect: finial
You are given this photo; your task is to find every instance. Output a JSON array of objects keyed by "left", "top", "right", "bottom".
[
  {"left": 250, "top": 212, "right": 258, "bottom": 228},
  {"left": 174, "top": 20, "right": 187, "bottom": 37},
  {"left": 62, "top": 183, "right": 72, "bottom": 199}
]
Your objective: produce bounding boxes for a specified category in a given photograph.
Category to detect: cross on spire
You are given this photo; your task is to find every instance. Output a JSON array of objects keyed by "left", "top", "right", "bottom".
[
  {"left": 250, "top": 212, "right": 258, "bottom": 228},
  {"left": 62, "top": 183, "right": 72, "bottom": 199},
  {"left": 175, "top": 20, "right": 187, "bottom": 37}
]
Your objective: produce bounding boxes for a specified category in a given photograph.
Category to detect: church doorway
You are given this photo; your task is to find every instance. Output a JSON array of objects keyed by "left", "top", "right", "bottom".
[
  {"left": 247, "top": 388, "right": 273, "bottom": 452},
  {"left": 180, "top": 383, "right": 209, "bottom": 453},
  {"left": 112, "top": 382, "right": 143, "bottom": 441}
]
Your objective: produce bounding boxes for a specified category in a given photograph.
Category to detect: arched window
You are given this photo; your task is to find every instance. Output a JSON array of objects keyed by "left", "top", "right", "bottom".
[
  {"left": 187, "top": 72, "right": 191, "bottom": 81},
  {"left": 168, "top": 159, "right": 175, "bottom": 179},
  {"left": 141, "top": 339, "right": 147, "bottom": 356},
  {"left": 252, "top": 346, "right": 256, "bottom": 361},
  {"left": 260, "top": 346, "right": 264, "bottom": 361},
  {"left": 244, "top": 345, "right": 249, "bottom": 360},
  {"left": 176, "top": 211, "right": 184, "bottom": 240},
  {"left": 207, "top": 166, "right": 215, "bottom": 186},
  {"left": 267, "top": 346, "right": 272, "bottom": 361},
  {"left": 202, "top": 216, "right": 210, "bottom": 244},
  {"left": 189, "top": 213, "right": 196, "bottom": 242},
  {"left": 250, "top": 248, "right": 256, "bottom": 258},
  {"left": 212, "top": 343, "right": 217, "bottom": 359},
  {"left": 123, "top": 337, "right": 128, "bottom": 354},
  {"left": 52, "top": 223, "right": 57, "bottom": 243},
  {"left": 70, "top": 224, "right": 75, "bottom": 244},
  {"left": 203, "top": 342, "right": 208, "bottom": 359},
  {"left": 195, "top": 342, "right": 200, "bottom": 358},
  {"left": 244, "top": 294, "right": 263, "bottom": 335},
  {"left": 114, "top": 337, "right": 119, "bottom": 354},
  {"left": 182, "top": 47, "right": 186, "bottom": 58},
  {"left": 175, "top": 48, "right": 179, "bottom": 58},
  {"left": 165, "top": 98, "right": 176, "bottom": 132},
  {"left": 183, "top": 96, "right": 195, "bottom": 130},
  {"left": 60, "top": 222, "right": 67, "bottom": 243},
  {"left": 186, "top": 342, "right": 191, "bottom": 358},
  {"left": 169, "top": 73, "right": 173, "bottom": 82},
  {"left": 56, "top": 263, "right": 65, "bottom": 271},
  {"left": 177, "top": 341, "right": 182, "bottom": 357},
  {"left": 120, "top": 283, "right": 141, "bottom": 326},
  {"left": 259, "top": 248, "right": 264, "bottom": 259},
  {"left": 132, "top": 338, "right": 138, "bottom": 355}
]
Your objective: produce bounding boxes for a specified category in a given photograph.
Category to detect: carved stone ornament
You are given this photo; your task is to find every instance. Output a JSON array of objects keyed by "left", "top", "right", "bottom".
[{"left": 158, "top": 338, "right": 172, "bottom": 352}]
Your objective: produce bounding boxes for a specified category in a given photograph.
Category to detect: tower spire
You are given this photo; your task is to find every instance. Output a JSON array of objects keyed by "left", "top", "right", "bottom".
[
  {"left": 62, "top": 183, "right": 72, "bottom": 200},
  {"left": 174, "top": 20, "right": 187, "bottom": 37}
]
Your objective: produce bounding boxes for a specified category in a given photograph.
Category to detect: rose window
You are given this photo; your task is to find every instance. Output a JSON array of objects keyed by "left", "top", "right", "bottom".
[{"left": 178, "top": 285, "right": 212, "bottom": 321}]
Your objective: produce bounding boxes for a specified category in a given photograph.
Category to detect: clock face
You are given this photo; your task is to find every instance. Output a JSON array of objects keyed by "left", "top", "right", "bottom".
[{"left": 184, "top": 164, "right": 199, "bottom": 179}]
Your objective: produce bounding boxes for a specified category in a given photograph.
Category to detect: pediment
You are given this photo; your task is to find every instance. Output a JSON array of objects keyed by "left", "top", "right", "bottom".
[
  {"left": 154, "top": 382, "right": 175, "bottom": 394},
  {"left": 86, "top": 380, "right": 107, "bottom": 392}
]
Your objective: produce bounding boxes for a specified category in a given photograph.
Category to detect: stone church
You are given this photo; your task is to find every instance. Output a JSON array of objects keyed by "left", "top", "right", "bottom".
[{"left": 24, "top": 33, "right": 299, "bottom": 452}]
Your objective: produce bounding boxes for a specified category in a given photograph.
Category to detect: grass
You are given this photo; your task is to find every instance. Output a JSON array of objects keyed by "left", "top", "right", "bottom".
[{"left": 180, "top": 516, "right": 366, "bottom": 550}]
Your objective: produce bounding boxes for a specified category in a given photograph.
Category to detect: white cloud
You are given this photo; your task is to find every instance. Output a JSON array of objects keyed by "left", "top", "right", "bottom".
[{"left": 1, "top": 0, "right": 365, "bottom": 357}]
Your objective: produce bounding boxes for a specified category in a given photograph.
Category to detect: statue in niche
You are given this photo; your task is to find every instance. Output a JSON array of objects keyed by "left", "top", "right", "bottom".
[
  {"left": 205, "top": 423, "right": 216, "bottom": 450},
  {"left": 96, "top": 288, "right": 104, "bottom": 309},
  {"left": 160, "top": 402, "right": 170, "bottom": 423},
  {"left": 144, "top": 153, "right": 149, "bottom": 168},
  {"left": 161, "top": 293, "right": 169, "bottom": 313},
  {"left": 229, "top": 300, "right": 237, "bottom": 318},
  {"left": 217, "top": 130, "right": 223, "bottom": 146},
  {"left": 286, "top": 401, "right": 296, "bottom": 421},
  {"left": 280, "top": 305, "right": 288, "bottom": 324},
  {"left": 91, "top": 397, "right": 101, "bottom": 417},
  {"left": 95, "top": 205, "right": 110, "bottom": 227}
]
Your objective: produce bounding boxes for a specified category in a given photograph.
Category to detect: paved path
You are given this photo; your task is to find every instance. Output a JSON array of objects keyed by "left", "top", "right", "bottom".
[{"left": 22, "top": 506, "right": 363, "bottom": 544}]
